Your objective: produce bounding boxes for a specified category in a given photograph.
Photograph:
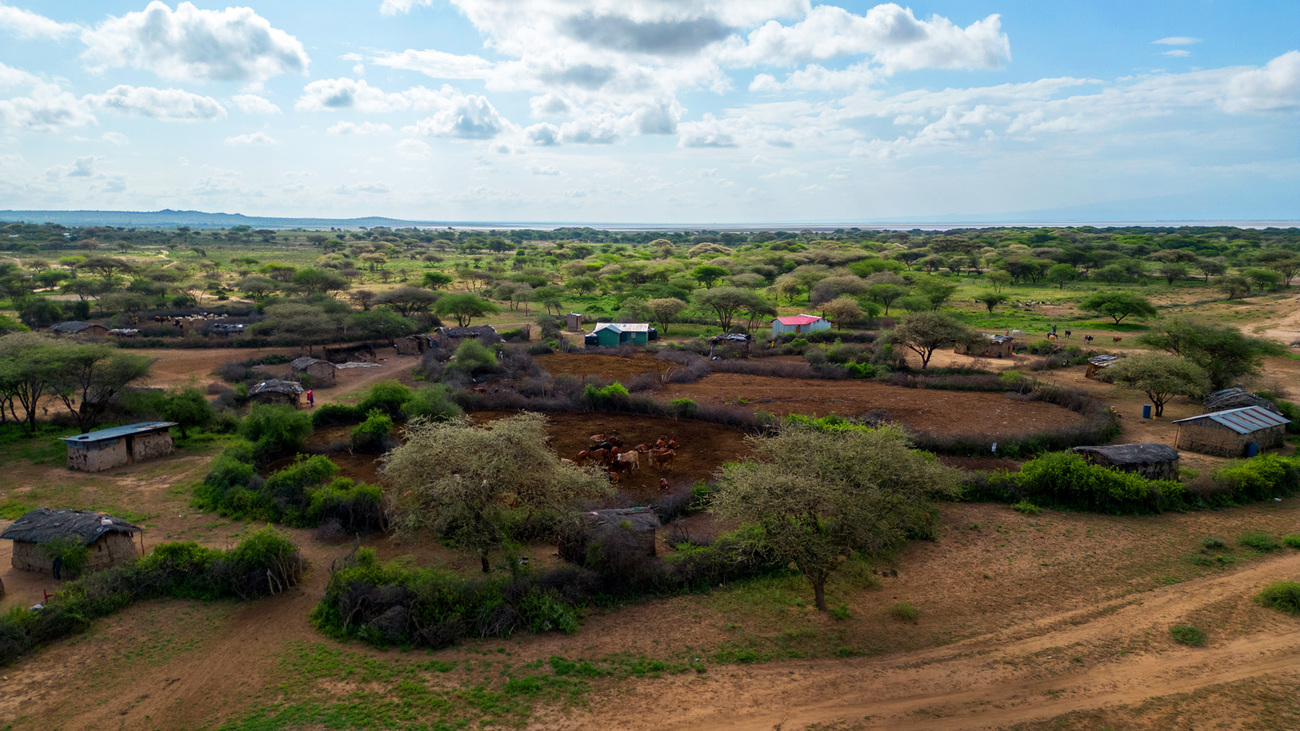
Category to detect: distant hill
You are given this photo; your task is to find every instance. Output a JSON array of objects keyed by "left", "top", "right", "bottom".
[{"left": 0, "top": 209, "right": 452, "bottom": 230}]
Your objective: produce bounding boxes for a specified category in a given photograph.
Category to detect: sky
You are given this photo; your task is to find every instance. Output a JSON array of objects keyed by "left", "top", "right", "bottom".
[{"left": 0, "top": 0, "right": 1298, "bottom": 224}]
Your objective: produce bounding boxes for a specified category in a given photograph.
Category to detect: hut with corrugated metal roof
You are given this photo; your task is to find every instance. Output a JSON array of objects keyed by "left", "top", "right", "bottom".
[
  {"left": 60, "top": 421, "right": 177, "bottom": 472},
  {"left": 1070, "top": 443, "right": 1181, "bottom": 480},
  {"left": 956, "top": 333, "right": 1015, "bottom": 358},
  {"left": 1171, "top": 406, "right": 1291, "bottom": 458},
  {"left": 1085, "top": 354, "right": 1121, "bottom": 380},
  {"left": 771, "top": 314, "right": 830, "bottom": 339},
  {"left": 1202, "top": 388, "right": 1281, "bottom": 415},
  {"left": 1, "top": 508, "right": 142, "bottom": 575}
]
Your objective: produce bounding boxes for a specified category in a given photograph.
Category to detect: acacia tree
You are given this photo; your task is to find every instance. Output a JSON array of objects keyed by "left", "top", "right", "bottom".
[
  {"left": 1103, "top": 352, "right": 1210, "bottom": 417},
  {"left": 1078, "top": 292, "right": 1158, "bottom": 325},
  {"left": 1137, "top": 318, "right": 1285, "bottom": 390},
  {"left": 694, "top": 286, "right": 766, "bottom": 332},
  {"left": 888, "top": 312, "right": 977, "bottom": 369},
  {"left": 821, "top": 297, "right": 863, "bottom": 328},
  {"left": 384, "top": 413, "right": 611, "bottom": 573},
  {"left": 974, "top": 291, "right": 1008, "bottom": 314},
  {"left": 435, "top": 293, "right": 500, "bottom": 327},
  {"left": 0, "top": 333, "right": 64, "bottom": 431},
  {"left": 712, "top": 423, "right": 960, "bottom": 610},
  {"left": 645, "top": 297, "right": 687, "bottom": 335},
  {"left": 53, "top": 344, "right": 153, "bottom": 433}
]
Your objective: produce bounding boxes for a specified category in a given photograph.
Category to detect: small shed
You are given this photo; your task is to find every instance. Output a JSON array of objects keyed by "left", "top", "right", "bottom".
[
  {"left": 558, "top": 507, "right": 661, "bottom": 565},
  {"left": 956, "top": 333, "right": 1015, "bottom": 358},
  {"left": 290, "top": 357, "right": 338, "bottom": 387},
  {"left": 249, "top": 379, "right": 304, "bottom": 406},
  {"left": 209, "top": 322, "right": 245, "bottom": 337},
  {"left": 60, "top": 421, "right": 176, "bottom": 472},
  {"left": 586, "top": 323, "right": 656, "bottom": 348},
  {"left": 1171, "top": 406, "right": 1291, "bottom": 458},
  {"left": 434, "top": 325, "right": 500, "bottom": 348},
  {"left": 1085, "top": 354, "right": 1121, "bottom": 379},
  {"left": 49, "top": 321, "right": 108, "bottom": 340},
  {"left": 1203, "top": 388, "right": 1281, "bottom": 415},
  {"left": 1071, "top": 443, "right": 1181, "bottom": 481},
  {"left": 1, "top": 508, "right": 142, "bottom": 576},
  {"left": 395, "top": 334, "right": 438, "bottom": 355},
  {"left": 771, "top": 314, "right": 830, "bottom": 339},
  {"left": 566, "top": 313, "right": 584, "bottom": 332}
]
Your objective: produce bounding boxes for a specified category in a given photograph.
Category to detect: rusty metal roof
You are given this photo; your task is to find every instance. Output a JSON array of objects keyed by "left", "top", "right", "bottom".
[{"left": 1171, "top": 406, "right": 1291, "bottom": 434}]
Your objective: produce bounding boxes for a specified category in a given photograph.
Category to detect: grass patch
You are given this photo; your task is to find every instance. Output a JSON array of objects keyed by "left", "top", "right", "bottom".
[
  {"left": 1238, "top": 531, "right": 1282, "bottom": 552},
  {"left": 1283, "top": 535, "right": 1300, "bottom": 549},
  {"left": 1012, "top": 500, "right": 1041, "bottom": 515},
  {"left": 1169, "top": 624, "right": 1207, "bottom": 647},
  {"left": 889, "top": 602, "right": 919, "bottom": 623},
  {"left": 1255, "top": 582, "right": 1300, "bottom": 616}
]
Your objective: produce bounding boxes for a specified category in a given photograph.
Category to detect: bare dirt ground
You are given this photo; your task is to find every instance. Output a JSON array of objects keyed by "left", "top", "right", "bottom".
[
  {"left": 662, "top": 373, "right": 1085, "bottom": 437},
  {"left": 534, "top": 352, "right": 670, "bottom": 382}
]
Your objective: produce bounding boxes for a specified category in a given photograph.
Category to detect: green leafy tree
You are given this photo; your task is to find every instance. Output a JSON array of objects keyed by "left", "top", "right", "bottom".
[
  {"left": 986, "top": 269, "right": 1012, "bottom": 292},
  {"left": 694, "top": 286, "right": 767, "bottom": 332},
  {"left": 291, "top": 268, "right": 349, "bottom": 295},
  {"left": 690, "top": 264, "right": 730, "bottom": 289},
  {"left": 1046, "top": 264, "right": 1078, "bottom": 289},
  {"left": 645, "top": 297, "right": 687, "bottom": 335},
  {"left": 163, "top": 386, "right": 216, "bottom": 438},
  {"left": 435, "top": 293, "right": 500, "bottom": 327},
  {"left": 974, "top": 291, "right": 1008, "bottom": 314},
  {"left": 1078, "top": 292, "right": 1158, "bottom": 325},
  {"left": 1137, "top": 318, "right": 1286, "bottom": 390},
  {"left": 821, "top": 297, "right": 863, "bottom": 328},
  {"left": 241, "top": 404, "right": 313, "bottom": 462},
  {"left": 1244, "top": 268, "right": 1282, "bottom": 292},
  {"left": 1256, "top": 251, "right": 1300, "bottom": 286},
  {"left": 384, "top": 413, "right": 611, "bottom": 572},
  {"left": 1104, "top": 353, "right": 1211, "bottom": 417},
  {"left": 1157, "top": 261, "right": 1189, "bottom": 286},
  {"left": 913, "top": 277, "right": 958, "bottom": 311},
  {"left": 373, "top": 286, "right": 439, "bottom": 316},
  {"left": 712, "top": 422, "right": 960, "bottom": 610},
  {"left": 889, "top": 312, "right": 977, "bottom": 369},
  {"left": 422, "top": 271, "right": 454, "bottom": 289},
  {"left": 53, "top": 345, "right": 153, "bottom": 433},
  {"left": 867, "top": 283, "right": 907, "bottom": 315},
  {"left": 350, "top": 309, "right": 417, "bottom": 345},
  {"left": 1217, "top": 275, "right": 1252, "bottom": 300},
  {"left": 0, "top": 333, "right": 66, "bottom": 431}
]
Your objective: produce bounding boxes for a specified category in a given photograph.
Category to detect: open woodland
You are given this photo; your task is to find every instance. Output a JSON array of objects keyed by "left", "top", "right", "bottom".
[{"left": 2, "top": 221, "right": 1300, "bottom": 730}]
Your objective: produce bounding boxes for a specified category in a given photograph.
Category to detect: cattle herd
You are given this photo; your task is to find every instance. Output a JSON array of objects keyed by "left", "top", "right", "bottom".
[{"left": 570, "top": 432, "right": 679, "bottom": 486}]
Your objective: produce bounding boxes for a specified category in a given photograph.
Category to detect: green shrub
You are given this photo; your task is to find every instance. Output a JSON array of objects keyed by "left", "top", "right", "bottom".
[
  {"left": 41, "top": 538, "right": 91, "bottom": 576},
  {"left": 400, "top": 385, "right": 462, "bottom": 422},
  {"left": 582, "top": 382, "right": 630, "bottom": 407},
  {"left": 1169, "top": 624, "right": 1207, "bottom": 647},
  {"left": 1209, "top": 455, "right": 1300, "bottom": 506},
  {"left": 1238, "top": 531, "right": 1282, "bottom": 552},
  {"left": 1202, "top": 536, "right": 1228, "bottom": 550},
  {"left": 1274, "top": 400, "right": 1300, "bottom": 434},
  {"left": 1283, "top": 535, "right": 1300, "bottom": 549},
  {"left": 990, "top": 452, "right": 1184, "bottom": 514},
  {"left": 311, "top": 403, "right": 364, "bottom": 428},
  {"left": 306, "top": 478, "right": 385, "bottom": 532},
  {"left": 451, "top": 339, "right": 496, "bottom": 374},
  {"left": 350, "top": 409, "right": 394, "bottom": 452},
  {"left": 668, "top": 398, "right": 699, "bottom": 419},
  {"left": 889, "top": 601, "right": 918, "bottom": 622},
  {"left": 240, "top": 404, "right": 313, "bottom": 462},
  {"left": 1011, "top": 500, "right": 1041, "bottom": 515},
  {"left": 1255, "top": 582, "right": 1300, "bottom": 616},
  {"left": 829, "top": 604, "right": 852, "bottom": 620},
  {"left": 356, "top": 381, "right": 414, "bottom": 420}
]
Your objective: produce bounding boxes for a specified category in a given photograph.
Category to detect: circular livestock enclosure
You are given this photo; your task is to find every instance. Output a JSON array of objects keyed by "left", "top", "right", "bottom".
[{"left": 470, "top": 410, "right": 750, "bottom": 500}]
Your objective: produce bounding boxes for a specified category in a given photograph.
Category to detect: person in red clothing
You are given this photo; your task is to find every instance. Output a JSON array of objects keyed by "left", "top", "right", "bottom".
[{"left": 306, "top": 388, "right": 314, "bottom": 406}]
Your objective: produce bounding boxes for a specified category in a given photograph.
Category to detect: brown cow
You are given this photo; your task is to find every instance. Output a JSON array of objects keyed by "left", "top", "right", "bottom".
[
  {"left": 618, "top": 450, "right": 640, "bottom": 470},
  {"left": 650, "top": 449, "right": 676, "bottom": 470},
  {"left": 1112, "top": 336, "right": 1123, "bottom": 344},
  {"left": 608, "top": 459, "right": 633, "bottom": 477}
]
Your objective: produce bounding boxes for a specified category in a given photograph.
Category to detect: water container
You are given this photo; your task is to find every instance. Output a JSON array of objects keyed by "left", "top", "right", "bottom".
[
  {"left": 1246, "top": 442, "right": 1259, "bottom": 458},
  {"left": 1142, "top": 404, "right": 1152, "bottom": 419}
]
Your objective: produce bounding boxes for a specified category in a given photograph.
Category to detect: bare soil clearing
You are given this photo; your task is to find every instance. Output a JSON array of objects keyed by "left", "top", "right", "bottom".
[
  {"left": 534, "top": 352, "right": 670, "bottom": 381},
  {"left": 663, "top": 373, "right": 1085, "bottom": 437}
]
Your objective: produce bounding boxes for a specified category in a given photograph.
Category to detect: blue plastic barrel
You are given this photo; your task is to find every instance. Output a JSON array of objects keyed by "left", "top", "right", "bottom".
[
  {"left": 1142, "top": 404, "right": 1152, "bottom": 419},
  {"left": 1246, "top": 442, "right": 1259, "bottom": 458}
]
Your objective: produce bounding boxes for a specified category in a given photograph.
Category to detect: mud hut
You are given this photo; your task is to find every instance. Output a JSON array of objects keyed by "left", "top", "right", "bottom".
[
  {"left": 434, "top": 325, "right": 500, "bottom": 348},
  {"left": 558, "top": 507, "right": 661, "bottom": 564},
  {"left": 49, "top": 321, "right": 108, "bottom": 340},
  {"left": 248, "top": 379, "right": 303, "bottom": 406},
  {"left": 1070, "top": 443, "right": 1181, "bottom": 480},
  {"left": 395, "top": 334, "right": 437, "bottom": 355},
  {"left": 1171, "top": 406, "right": 1291, "bottom": 458},
  {"left": 290, "top": 357, "right": 338, "bottom": 387},
  {"left": 1202, "top": 388, "right": 1281, "bottom": 415},
  {"left": 1, "top": 508, "right": 142, "bottom": 576},
  {"left": 60, "top": 421, "right": 176, "bottom": 472},
  {"left": 956, "top": 333, "right": 1014, "bottom": 358},
  {"left": 1085, "top": 354, "right": 1121, "bottom": 379}
]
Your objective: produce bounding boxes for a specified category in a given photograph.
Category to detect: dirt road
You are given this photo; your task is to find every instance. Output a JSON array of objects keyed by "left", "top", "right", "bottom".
[{"left": 574, "top": 551, "right": 1300, "bottom": 730}]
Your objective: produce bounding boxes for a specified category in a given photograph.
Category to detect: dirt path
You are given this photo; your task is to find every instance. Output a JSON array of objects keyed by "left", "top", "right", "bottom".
[{"left": 575, "top": 550, "right": 1300, "bottom": 730}]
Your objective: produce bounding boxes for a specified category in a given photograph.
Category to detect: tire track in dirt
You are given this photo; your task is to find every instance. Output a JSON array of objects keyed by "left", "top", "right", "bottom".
[{"left": 578, "top": 551, "right": 1300, "bottom": 731}]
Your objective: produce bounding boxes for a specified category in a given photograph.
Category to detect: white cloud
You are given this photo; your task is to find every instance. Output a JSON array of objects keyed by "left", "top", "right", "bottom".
[
  {"left": 328, "top": 121, "right": 393, "bottom": 135},
  {"left": 232, "top": 94, "right": 281, "bottom": 115},
  {"left": 225, "top": 131, "right": 277, "bottom": 146},
  {"left": 525, "top": 122, "right": 560, "bottom": 145},
  {"left": 1153, "top": 37, "right": 1201, "bottom": 46},
  {"left": 530, "top": 93, "right": 571, "bottom": 117},
  {"left": 0, "top": 61, "right": 39, "bottom": 89},
  {"left": 0, "top": 3, "right": 79, "bottom": 39},
  {"left": 1222, "top": 51, "right": 1300, "bottom": 113},
  {"left": 0, "top": 70, "right": 96, "bottom": 131},
  {"left": 678, "top": 113, "right": 739, "bottom": 147},
  {"left": 559, "top": 113, "right": 623, "bottom": 144},
  {"left": 101, "top": 131, "right": 128, "bottom": 145},
  {"left": 370, "top": 48, "right": 495, "bottom": 80},
  {"left": 395, "top": 138, "right": 432, "bottom": 158},
  {"left": 402, "top": 91, "right": 508, "bottom": 139},
  {"left": 296, "top": 78, "right": 470, "bottom": 114},
  {"left": 81, "top": 1, "right": 309, "bottom": 83},
  {"left": 1162, "top": 50, "right": 1191, "bottom": 58},
  {"left": 532, "top": 165, "right": 560, "bottom": 175},
  {"left": 85, "top": 85, "right": 226, "bottom": 121},
  {"left": 67, "top": 155, "right": 98, "bottom": 177},
  {"left": 379, "top": 0, "right": 434, "bottom": 15},
  {"left": 335, "top": 182, "right": 392, "bottom": 194}
]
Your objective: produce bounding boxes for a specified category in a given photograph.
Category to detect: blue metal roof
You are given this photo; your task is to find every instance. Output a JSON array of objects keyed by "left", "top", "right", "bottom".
[
  {"left": 1171, "top": 406, "right": 1290, "bottom": 435},
  {"left": 60, "top": 421, "right": 177, "bottom": 443}
]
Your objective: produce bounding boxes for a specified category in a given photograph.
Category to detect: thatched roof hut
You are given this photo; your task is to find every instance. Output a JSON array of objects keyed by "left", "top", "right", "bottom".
[
  {"left": 249, "top": 379, "right": 303, "bottom": 406},
  {"left": 290, "top": 357, "right": 337, "bottom": 387},
  {"left": 1071, "top": 443, "right": 1181, "bottom": 480},
  {"left": 1, "top": 508, "right": 143, "bottom": 575}
]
